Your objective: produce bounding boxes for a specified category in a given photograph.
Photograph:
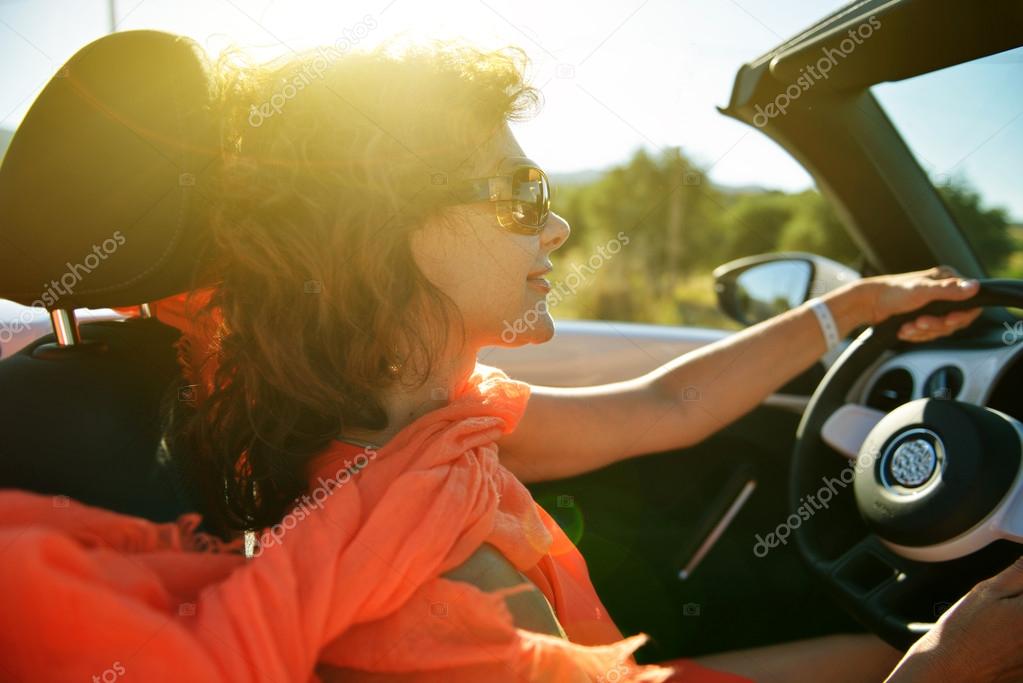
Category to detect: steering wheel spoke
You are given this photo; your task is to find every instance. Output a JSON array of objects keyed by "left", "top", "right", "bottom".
[
  {"left": 826, "top": 535, "right": 905, "bottom": 599},
  {"left": 821, "top": 404, "right": 885, "bottom": 459}
]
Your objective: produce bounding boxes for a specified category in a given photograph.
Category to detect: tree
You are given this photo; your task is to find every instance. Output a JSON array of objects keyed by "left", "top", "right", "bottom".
[
  {"left": 718, "top": 192, "right": 792, "bottom": 258},
  {"left": 938, "top": 182, "right": 1016, "bottom": 276},
  {"left": 777, "top": 191, "right": 860, "bottom": 265}
]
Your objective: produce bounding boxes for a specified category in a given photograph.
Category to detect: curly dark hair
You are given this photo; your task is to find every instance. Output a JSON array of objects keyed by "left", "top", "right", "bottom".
[{"left": 165, "top": 38, "right": 542, "bottom": 536}]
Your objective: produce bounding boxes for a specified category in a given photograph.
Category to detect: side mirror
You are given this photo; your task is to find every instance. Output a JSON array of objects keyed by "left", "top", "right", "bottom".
[{"left": 713, "top": 252, "right": 860, "bottom": 326}]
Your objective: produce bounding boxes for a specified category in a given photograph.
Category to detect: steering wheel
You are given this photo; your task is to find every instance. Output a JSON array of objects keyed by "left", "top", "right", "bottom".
[{"left": 790, "top": 278, "right": 1023, "bottom": 650}]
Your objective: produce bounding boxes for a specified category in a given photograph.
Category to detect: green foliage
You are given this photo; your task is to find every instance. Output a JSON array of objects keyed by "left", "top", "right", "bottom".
[
  {"left": 777, "top": 191, "right": 861, "bottom": 264},
  {"left": 549, "top": 147, "right": 1020, "bottom": 328},
  {"left": 937, "top": 182, "right": 1022, "bottom": 278}
]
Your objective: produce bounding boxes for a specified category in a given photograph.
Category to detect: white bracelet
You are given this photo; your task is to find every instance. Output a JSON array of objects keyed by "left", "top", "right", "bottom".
[{"left": 807, "top": 297, "right": 840, "bottom": 352}]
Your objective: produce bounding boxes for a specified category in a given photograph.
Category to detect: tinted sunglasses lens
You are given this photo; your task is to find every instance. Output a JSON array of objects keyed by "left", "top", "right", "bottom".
[{"left": 511, "top": 167, "right": 549, "bottom": 229}]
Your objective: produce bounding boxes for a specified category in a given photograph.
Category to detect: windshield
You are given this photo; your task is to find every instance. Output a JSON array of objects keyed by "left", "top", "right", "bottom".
[{"left": 873, "top": 46, "right": 1023, "bottom": 279}]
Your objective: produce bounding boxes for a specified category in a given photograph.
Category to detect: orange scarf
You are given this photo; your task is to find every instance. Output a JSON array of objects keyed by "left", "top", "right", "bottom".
[
  {"left": 0, "top": 292, "right": 749, "bottom": 682},
  {"left": 0, "top": 361, "right": 680, "bottom": 682}
]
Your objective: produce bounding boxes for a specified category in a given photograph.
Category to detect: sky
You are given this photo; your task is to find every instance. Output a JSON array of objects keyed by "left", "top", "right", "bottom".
[
  {"left": 873, "top": 47, "right": 1023, "bottom": 222},
  {"left": 0, "top": 0, "right": 1020, "bottom": 219}
]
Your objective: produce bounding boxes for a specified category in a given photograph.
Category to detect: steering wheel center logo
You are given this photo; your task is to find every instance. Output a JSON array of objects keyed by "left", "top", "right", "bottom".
[{"left": 880, "top": 428, "right": 944, "bottom": 493}]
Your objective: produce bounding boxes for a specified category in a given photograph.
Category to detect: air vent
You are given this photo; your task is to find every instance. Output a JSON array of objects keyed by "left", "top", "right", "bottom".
[
  {"left": 924, "top": 365, "right": 964, "bottom": 400},
  {"left": 866, "top": 368, "right": 914, "bottom": 411}
]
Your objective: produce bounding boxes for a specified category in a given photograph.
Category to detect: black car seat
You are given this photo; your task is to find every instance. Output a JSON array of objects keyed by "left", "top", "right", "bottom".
[{"left": 0, "top": 30, "right": 220, "bottom": 523}]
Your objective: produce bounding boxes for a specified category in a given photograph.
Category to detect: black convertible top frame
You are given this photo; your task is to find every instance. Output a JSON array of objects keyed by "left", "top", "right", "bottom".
[{"left": 721, "top": 0, "right": 1023, "bottom": 277}]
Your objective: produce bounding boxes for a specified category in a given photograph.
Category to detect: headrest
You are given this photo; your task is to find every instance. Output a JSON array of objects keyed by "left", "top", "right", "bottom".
[{"left": 0, "top": 30, "right": 220, "bottom": 309}]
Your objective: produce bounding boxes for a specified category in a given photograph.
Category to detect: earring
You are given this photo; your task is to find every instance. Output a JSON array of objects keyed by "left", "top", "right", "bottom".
[{"left": 386, "top": 344, "right": 402, "bottom": 377}]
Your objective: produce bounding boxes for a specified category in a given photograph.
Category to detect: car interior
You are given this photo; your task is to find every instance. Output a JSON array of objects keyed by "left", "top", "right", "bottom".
[{"left": 1, "top": 0, "right": 1021, "bottom": 667}]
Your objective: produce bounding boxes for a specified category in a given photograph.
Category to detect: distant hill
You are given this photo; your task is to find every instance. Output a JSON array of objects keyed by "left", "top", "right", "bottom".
[
  {"left": 550, "top": 165, "right": 778, "bottom": 196},
  {"left": 549, "top": 169, "right": 606, "bottom": 186},
  {"left": 716, "top": 183, "right": 775, "bottom": 195}
]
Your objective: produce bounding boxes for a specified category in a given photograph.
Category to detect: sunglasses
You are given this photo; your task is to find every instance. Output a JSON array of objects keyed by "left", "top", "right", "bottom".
[{"left": 441, "top": 156, "right": 551, "bottom": 235}]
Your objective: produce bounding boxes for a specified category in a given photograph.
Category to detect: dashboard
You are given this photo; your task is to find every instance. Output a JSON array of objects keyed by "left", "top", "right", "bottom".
[{"left": 852, "top": 329, "right": 1023, "bottom": 423}]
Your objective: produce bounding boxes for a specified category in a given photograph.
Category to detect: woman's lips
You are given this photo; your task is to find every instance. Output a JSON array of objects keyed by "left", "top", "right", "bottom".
[{"left": 526, "top": 276, "right": 551, "bottom": 293}]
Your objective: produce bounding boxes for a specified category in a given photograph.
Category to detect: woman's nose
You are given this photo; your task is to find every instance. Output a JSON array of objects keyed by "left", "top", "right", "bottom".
[{"left": 542, "top": 211, "right": 571, "bottom": 252}]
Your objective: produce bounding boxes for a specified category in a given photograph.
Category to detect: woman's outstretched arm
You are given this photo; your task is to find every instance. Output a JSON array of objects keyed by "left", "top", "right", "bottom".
[{"left": 498, "top": 269, "right": 981, "bottom": 483}]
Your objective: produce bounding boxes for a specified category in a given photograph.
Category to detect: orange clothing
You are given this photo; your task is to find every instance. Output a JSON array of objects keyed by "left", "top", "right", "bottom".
[{"left": 0, "top": 292, "right": 755, "bottom": 681}]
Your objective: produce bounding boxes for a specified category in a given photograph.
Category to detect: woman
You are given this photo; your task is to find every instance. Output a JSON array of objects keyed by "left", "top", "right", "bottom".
[
  {"left": 5, "top": 39, "right": 1022, "bottom": 683},
  {"left": 172, "top": 37, "right": 1020, "bottom": 681}
]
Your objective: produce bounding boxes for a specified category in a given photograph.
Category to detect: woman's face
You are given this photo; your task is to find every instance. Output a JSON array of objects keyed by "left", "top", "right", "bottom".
[{"left": 412, "top": 124, "right": 570, "bottom": 350}]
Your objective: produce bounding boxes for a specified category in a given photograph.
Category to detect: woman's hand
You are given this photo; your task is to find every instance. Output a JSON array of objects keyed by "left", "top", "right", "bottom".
[
  {"left": 885, "top": 557, "right": 1023, "bottom": 682},
  {"left": 855, "top": 265, "right": 983, "bottom": 343}
]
